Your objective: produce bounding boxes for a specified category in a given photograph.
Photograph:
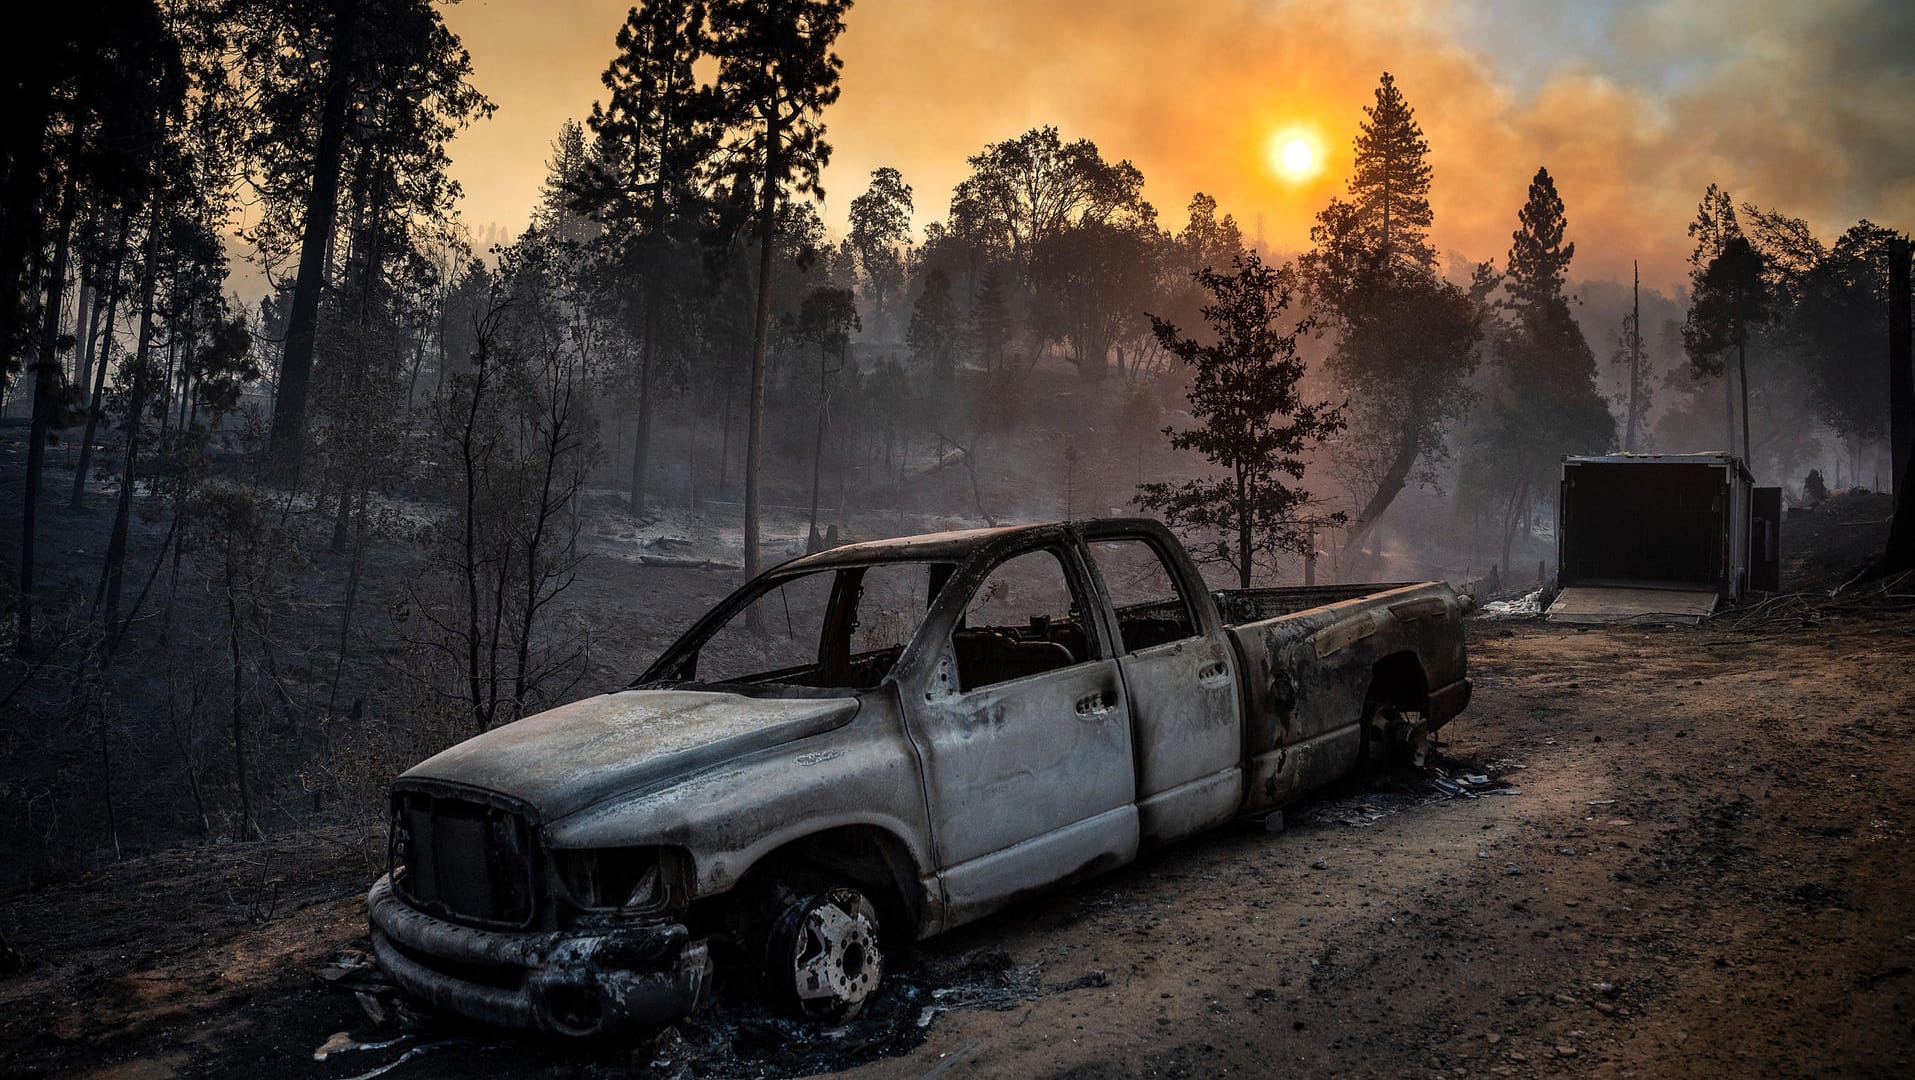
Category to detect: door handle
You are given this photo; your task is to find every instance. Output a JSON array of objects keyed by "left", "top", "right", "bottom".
[
  {"left": 1197, "top": 661, "right": 1228, "bottom": 685},
  {"left": 1075, "top": 691, "right": 1112, "bottom": 716}
]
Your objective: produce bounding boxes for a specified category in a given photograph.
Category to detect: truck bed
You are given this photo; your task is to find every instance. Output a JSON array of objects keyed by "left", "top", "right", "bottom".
[
  {"left": 1215, "top": 581, "right": 1469, "bottom": 813},
  {"left": 1211, "top": 583, "right": 1418, "bottom": 625}
]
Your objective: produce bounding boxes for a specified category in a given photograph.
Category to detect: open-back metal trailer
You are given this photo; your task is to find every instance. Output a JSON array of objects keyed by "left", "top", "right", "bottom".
[{"left": 1548, "top": 452, "right": 1782, "bottom": 624}]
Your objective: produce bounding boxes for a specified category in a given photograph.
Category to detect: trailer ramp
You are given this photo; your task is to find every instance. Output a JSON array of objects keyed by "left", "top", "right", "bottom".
[{"left": 1545, "top": 586, "right": 1719, "bottom": 625}]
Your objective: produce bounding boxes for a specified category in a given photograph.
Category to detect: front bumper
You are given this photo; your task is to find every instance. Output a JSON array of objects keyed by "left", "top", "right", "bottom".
[{"left": 367, "top": 874, "right": 710, "bottom": 1037}]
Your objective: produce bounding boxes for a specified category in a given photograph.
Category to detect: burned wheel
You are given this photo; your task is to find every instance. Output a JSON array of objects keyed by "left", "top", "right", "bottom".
[
  {"left": 763, "top": 882, "right": 884, "bottom": 1024},
  {"left": 1360, "top": 701, "right": 1429, "bottom": 774}
]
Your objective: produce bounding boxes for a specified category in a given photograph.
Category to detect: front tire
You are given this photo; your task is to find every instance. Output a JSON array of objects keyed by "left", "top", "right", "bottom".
[{"left": 762, "top": 881, "right": 883, "bottom": 1024}]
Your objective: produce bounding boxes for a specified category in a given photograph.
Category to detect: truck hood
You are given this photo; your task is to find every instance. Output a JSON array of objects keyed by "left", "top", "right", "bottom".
[{"left": 398, "top": 690, "right": 860, "bottom": 821}]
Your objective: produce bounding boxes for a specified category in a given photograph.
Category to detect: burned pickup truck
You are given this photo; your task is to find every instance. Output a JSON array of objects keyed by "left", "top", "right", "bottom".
[{"left": 368, "top": 519, "right": 1472, "bottom": 1035}]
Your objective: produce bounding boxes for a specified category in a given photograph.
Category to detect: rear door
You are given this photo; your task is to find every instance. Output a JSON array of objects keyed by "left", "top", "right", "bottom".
[
  {"left": 1082, "top": 529, "right": 1243, "bottom": 846},
  {"left": 910, "top": 542, "right": 1137, "bottom": 926},
  {"left": 1750, "top": 486, "right": 1782, "bottom": 592}
]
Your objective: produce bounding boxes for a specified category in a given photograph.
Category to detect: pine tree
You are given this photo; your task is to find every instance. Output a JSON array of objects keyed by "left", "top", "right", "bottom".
[
  {"left": 1303, "top": 73, "right": 1473, "bottom": 574},
  {"left": 1462, "top": 165, "right": 1615, "bottom": 572},
  {"left": 709, "top": 0, "right": 852, "bottom": 577},
  {"left": 1684, "top": 234, "right": 1769, "bottom": 465},
  {"left": 1506, "top": 167, "right": 1573, "bottom": 315},
  {"left": 585, "top": 0, "right": 715, "bottom": 513},
  {"left": 533, "top": 120, "right": 600, "bottom": 246},
  {"left": 241, "top": 0, "right": 492, "bottom": 482},
  {"left": 1348, "top": 72, "right": 1434, "bottom": 273},
  {"left": 1682, "top": 184, "right": 1746, "bottom": 454}
]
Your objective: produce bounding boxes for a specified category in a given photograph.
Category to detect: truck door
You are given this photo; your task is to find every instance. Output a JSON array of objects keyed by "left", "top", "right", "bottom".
[
  {"left": 1750, "top": 486, "right": 1782, "bottom": 592},
  {"left": 910, "top": 543, "right": 1138, "bottom": 926},
  {"left": 1082, "top": 530, "right": 1243, "bottom": 847}
]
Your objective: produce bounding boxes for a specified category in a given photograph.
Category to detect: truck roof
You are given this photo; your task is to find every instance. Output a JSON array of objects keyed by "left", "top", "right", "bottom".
[{"left": 776, "top": 518, "right": 1170, "bottom": 573}]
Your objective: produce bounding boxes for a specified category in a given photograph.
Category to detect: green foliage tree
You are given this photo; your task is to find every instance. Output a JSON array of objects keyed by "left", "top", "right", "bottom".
[
  {"left": 847, "top": 166, "right": 912, "bottom": 332},
  {"left": 1155, "top": 192, "right": 1246, "bottom": 357},
  {"left": 1136, "top": 252, "right": 1345, "bottom": 588},
  {"left": 1681, "top": 184, "right": 1745, "bottom": 452},
  {"left": 1505, "top": 167, "right": 1574, "bottom": 312},
  {"left": 972, "top": 267, "right": 1011, "bottom": 373},
  {"left": 951, "top": 126, "right": 1146, "bottom": 290},
  {"left": 1773, "top": 221, "right": 1899, "bottom": 475},
  {"left": 534, "top": 120, "right": 603, "bottom": 247},
  {"left": 1032, "top": 214, "right": 1165, "bottom": 381}
]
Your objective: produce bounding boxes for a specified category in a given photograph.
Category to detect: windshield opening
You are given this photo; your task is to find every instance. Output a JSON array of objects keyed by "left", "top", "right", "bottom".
[{"left": 650, "top": 560, "right": 952, "bottom": 690}]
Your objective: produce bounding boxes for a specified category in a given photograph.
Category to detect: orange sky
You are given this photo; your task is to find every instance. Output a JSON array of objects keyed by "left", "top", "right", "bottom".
[{"left": 439, "top": 0, "right": 1915, "bottom": 294}]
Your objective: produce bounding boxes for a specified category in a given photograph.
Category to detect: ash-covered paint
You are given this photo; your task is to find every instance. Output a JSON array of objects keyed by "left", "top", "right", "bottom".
[{"left": 371, "top": 519, "right": 1473, "bottom": 1037}]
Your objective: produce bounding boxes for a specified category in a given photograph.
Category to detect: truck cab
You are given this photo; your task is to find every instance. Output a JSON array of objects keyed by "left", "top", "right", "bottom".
[{"left": 369, "top": 519, "right": 1472, "bottom": 1035}]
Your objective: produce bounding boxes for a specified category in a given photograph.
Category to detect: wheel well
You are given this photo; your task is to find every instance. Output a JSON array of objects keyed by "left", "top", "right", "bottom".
[
  {"left": 721, "top": 826, "right": 922, "bottom": 944},
  {"left": 1366, "top": 651, "right": 1429, "bottom": 714}
]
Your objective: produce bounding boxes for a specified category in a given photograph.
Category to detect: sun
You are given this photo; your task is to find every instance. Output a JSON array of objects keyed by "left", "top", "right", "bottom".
[
  {"left": 1268, "top": 127, "right": 1324, "bottom": 183},
  {"left": 1281, "top": 139, "right": 1314, "bottom": 175}
]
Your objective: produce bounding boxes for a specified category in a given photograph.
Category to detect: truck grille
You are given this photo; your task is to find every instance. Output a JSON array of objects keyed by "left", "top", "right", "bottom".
[{"left": 391, "top": 789, "right": 538, "bottom": 930}]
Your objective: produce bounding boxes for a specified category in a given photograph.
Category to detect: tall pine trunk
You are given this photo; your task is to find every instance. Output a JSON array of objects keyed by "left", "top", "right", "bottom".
[
  {"left": 72, "top": 213, "right": 131, "bottom": 509},
  {"left": 1736, "top": 339, "right": 1752, "bottom": 468},
  {"left": 18, "top": 178, "right": 77, "bottom": 653},
  {"left": 1722, "top": 366, "right": 1735, "bottom": 458},
  {"left": 806, "top": 348, "right": 828, "bottom": 552},
  {"left": 1234, "top": 465, "right": 1251, "bottom": 589},
  {"left": 718, "top": 386, "right": 735, "bottom": 501},
  {"left": 101, "top": 209, "right": 164, "bottom": 639},
  {"left": 629, "top": 307, "right": 657, "bottom": 515},
  {"left": 267, "top": 0, "right": 360, "bottom": 482},
  {"left": 73, "top": 280, "right": 96, "bottom": 392},
  {"left": 226, "top": 558, "right": 256, "bottom": 840},
  {"left": 743, "top": 114, "right": 779, "bottom": 579}
]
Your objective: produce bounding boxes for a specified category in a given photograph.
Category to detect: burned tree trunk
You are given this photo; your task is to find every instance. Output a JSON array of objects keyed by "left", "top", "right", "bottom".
[
  {"left": 72, "top": 213, "right": 131, "bottom": 510},
  {"left": 226, "top": 557, "right": 257, "bottom": 841},
  {"left": 1883, "top": 238, "right": 1914, "bottom": 575},
  {"left": 629, "top": 317, "right": 657, "bottom": 516},
  {"left": 1890, "top": 237, "right": 1913, "bottom": 496},
  {"left": 267, "top": 0, "right": 361, "bottom": 482},
  {"left": 744, "top": 110, "right": 781, "bottom": 580},
  {"left": 100, "top": 208, "right": 165, "bottom": 640},
  {"left": 18, "top": 178, "right": 78, "bottom": 653},
  {"left": 1339, "top": 415, "right": 1423, "bottom": 577}
]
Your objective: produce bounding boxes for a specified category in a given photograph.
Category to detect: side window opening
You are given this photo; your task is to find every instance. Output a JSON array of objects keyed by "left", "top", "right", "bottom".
[
  {"left": 1087, "top": 537, "right": 1198, "bottom": 653},
  {"left": 952, "top": 548, "right": 1091, "bottom": 691},
  {"left": 834, "top": 562, "right": 937, "bottom": 688}
]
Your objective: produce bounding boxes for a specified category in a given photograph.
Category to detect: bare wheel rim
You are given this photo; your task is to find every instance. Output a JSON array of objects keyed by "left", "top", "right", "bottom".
[{"left": 787, "top": 887, "right": 882, "bottom": 1019}]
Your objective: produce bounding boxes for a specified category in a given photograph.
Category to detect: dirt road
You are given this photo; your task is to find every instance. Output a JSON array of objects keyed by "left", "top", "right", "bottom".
[{"left": 4, "top": 612, "right": 1912, "bottom": 1078}]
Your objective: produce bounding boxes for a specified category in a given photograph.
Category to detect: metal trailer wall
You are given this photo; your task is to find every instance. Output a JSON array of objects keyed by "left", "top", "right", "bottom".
[{"left": 1557, "top": 453, "right": 1756, "bottom": 601}]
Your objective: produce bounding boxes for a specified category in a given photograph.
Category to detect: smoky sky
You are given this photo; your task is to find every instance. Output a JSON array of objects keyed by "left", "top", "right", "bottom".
[{"left": 438, "top": 0, "right": 1913, "bottom": 291}]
